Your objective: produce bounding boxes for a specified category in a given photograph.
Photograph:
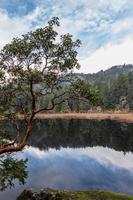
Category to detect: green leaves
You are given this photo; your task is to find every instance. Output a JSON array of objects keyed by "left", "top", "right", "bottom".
[
  {"left": 0, "top": 17, "right": 82, "bottom": 116},
  {"left": 0, "top": 17, "right": 103, "bottom": 158},
  {"left": 0, "top": 156, "right": 28, "bottom": 191},
  {"left": 0, "top": 17, "right": 81, "bottom": 76},
  {"left": 71, "top": 79, "right": 103, "bottom": 106}
]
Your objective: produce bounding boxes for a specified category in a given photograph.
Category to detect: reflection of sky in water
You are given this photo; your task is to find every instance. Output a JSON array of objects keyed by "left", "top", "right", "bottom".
[{"left": 1, "top": 146, "right": 133, "bottom": 199}]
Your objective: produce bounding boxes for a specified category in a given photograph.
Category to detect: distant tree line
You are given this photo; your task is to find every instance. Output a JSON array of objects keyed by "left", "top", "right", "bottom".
[
  {"left": 98, "top": 72, "right": 133, "bottom": 110},
  {"left": 35, "top": 64, "right": 133, "bottom": 112}
]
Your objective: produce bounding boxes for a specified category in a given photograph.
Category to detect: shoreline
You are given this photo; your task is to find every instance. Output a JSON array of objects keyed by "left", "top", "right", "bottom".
[
  {"left": 2, "top": 112, "right": 133, "bottom": 124},
  {"left": 34, "top": 112, "right": 133, "bottom": 123},
  {"left": 17, "top": 189, "right": 133, "bottom": 200}
]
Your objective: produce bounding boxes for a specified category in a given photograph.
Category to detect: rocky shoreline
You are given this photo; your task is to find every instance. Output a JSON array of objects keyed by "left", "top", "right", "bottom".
[
  {"left": 17, "top": 189, "right": 63, "bottom": 200},
  {"left": 17, "top": 189, "right": 133, "bottom": 200}
]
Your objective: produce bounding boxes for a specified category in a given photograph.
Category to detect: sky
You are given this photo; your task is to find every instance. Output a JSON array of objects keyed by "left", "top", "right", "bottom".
[{"left": 0, "top": 0, "right": 133, "bottom": 73}]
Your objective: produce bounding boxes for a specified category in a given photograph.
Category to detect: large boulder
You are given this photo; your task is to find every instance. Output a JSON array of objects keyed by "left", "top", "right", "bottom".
[{"left": 17, "top": 189, "right": 63, "bottom": 200}]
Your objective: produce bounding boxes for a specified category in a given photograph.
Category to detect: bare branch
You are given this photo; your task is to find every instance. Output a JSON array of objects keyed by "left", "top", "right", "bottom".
[{"left": 42, "top": 55, "right": 48, "bottom": 73}]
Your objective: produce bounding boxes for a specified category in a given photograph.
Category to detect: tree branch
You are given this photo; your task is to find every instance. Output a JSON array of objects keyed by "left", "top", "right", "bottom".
[{"left": 30, "top": 79, "right": 36, "bottom": 112}]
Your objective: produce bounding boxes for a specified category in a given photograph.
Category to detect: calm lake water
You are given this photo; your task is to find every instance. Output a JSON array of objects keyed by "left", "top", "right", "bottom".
[{"left": 1, "top": 119, "right": 133, "bottom": 199}]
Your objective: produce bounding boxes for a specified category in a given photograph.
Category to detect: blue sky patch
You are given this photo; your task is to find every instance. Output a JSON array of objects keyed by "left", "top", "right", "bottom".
[
  {"left": 0, "top": 0, "right": 133, "bottom": 72},
  {"left": 0, "top": 0, "right": 36, "bottom": 16}
]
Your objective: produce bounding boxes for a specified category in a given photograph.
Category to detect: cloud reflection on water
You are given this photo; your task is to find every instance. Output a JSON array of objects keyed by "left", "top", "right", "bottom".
[
  {"left": 1, "top": 146, "right": 133, "bottom": 200},
  {"left": 21, "top": 146, "right": 133, "bottom": 193}
]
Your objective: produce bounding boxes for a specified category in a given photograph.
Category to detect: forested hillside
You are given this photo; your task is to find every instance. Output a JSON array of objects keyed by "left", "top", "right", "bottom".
[
  {"left": 99, "top": 71, "right": 133, "bottom": 110},
  {"left": 78, "top": 64, "right": 133, "bottom": 110},
  {"left": 76, "top": 64, "right": 133, "bottom": 82},
  {"left": 38, "top": 64, "right": 133, "bottom": 112},
  {"left": 74, "top": 64, "right": 133, "bottom": 110}
]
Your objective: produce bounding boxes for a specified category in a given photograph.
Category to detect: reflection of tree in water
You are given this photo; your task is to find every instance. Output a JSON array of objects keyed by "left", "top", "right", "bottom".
[
  {"left": 0, "top": 154, "right": 28, "bottom": 191},
  {"left": 27, "top": 119, "right": 133, "bottom": 153},
  {"left": 0, "top": 119, "right": 133, "bottom": 191},
  {"left": 2, "top": 119, "right": 133, "bottom": 154},
  {"left": 0, "top": 122, "right": 28, "bottom": 191}
]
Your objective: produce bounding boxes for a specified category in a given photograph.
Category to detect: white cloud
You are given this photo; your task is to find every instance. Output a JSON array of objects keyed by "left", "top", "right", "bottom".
[
  {"left": 0, "top": 6, "right": 44, "bottom": 49},
  {"left": 0, "top": 0, "right": 133, "bottom": 73},
  {"left": 111, "top": 17, "right": 133, "bottom": 36},
  {"left": 21, "top": 146, "right": 133, "bottom": 171},
  {"left": 87, "top": 146, "right": 133, "bottom": 170},
  {"left": 99, "top": 0, "right": 128, "bottom": 11},
  {"left": 0, "top": 9, "right": 29, "bottom": 48},
  {"left": 78, "top": 37, "right": 133, "bottom": 73}
]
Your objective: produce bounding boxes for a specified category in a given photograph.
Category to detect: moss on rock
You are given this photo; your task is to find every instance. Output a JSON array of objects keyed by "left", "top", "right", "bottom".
[{"left": 17, "top": 189, "right": 133, "bottom": 200}]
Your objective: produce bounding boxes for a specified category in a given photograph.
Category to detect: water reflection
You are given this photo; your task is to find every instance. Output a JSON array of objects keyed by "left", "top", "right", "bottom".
[
  {"left": 1, "top": 119, "right": 133, "bottom": 199},
  {"left": 23, "top": 146, "right": 133, "bottom": 193},
  {"left": 28, "top": 119, "right": 133, "bottom": 152}
]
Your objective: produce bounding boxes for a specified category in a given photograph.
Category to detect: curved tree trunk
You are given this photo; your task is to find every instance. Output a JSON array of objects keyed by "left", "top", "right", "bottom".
[{"left": 0, "top": 123, "right": 32, "bottom": 154}]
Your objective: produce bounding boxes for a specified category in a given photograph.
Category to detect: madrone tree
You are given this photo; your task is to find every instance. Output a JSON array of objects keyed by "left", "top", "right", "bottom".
[{"left": 0, "top": 17, "right": 101, "bottom": 155}]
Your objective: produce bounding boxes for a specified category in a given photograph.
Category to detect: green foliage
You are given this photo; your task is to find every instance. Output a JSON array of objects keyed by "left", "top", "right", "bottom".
[
  {"left": 76, "top": 64, "right": 133, "bottom": 111},
  {"left": 101, "top": 72, "right": 133, "bottom": 110},
  {"left": 77, "top": 64, "right": 133, "bottom": 83},
  {"left": 71, "top": 79, "right": 103, "bottom": 106},
  {"left": 0, "top": 16, "right": 103, "bottom": 116},
  {"left": 0, "top": 155, "right": 28, "bottom": 191},
  {"left": 0, "top": 17, "right": 82, "bottom": 115}
]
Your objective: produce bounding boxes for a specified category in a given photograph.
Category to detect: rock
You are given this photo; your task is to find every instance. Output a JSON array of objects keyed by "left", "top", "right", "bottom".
[
  {"left": 17, "top": 189, "right": 63, "bottom": 200},
  {"left": 55, "top": 193, "right": 63, "bottom": 200},
  {"left": 17, "top": 189, "right": 33, "bottom": 200}
]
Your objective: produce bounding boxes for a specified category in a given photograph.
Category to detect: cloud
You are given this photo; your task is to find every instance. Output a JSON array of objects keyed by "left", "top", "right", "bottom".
[
  {"left": 22, "top": 146, "right": 133, "bottom": 171},
  {"left": 79, "top": 37, "right": 133, "bottom": 73},
  {"left": 0, "top": 0, "right": 133, "bottom": 72},
  {"left": 0, "top": 6, "right": 45, "bottom": 48},
  {"left": 0, "top": 9, "right": 29, "bottom": 48},
  {"left": 15, "top": 146, "right": 133, "bottom": 194}
]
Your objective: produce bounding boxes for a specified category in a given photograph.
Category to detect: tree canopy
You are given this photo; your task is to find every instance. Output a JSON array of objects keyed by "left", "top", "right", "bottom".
[
  {"left": 0, "top": 17, "right": 101, "bottom": 155},
  {"left": 0, "top": 155, "right": 27, "bottom": 191}
]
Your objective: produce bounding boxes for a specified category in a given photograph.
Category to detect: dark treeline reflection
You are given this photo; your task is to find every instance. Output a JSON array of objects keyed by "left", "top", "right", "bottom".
[
  {"left": 1, "top": 119, "right": 133, "bottom": 197},
  {"left": 3, "top": 119, "right": 133, "bottom": 153},
  {"left": 27, "top": 119, "right": 133, "bottom": 152}
]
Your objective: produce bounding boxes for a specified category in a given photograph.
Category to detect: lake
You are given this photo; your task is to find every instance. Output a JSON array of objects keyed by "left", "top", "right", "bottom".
[{"left": 1, "top": 119, "right": 133, "bottom": 200}]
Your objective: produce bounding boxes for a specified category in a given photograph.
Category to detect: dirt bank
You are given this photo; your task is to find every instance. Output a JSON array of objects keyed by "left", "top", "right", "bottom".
[{"left": 34, "top": 112, "right": 133, "bottom": 123}]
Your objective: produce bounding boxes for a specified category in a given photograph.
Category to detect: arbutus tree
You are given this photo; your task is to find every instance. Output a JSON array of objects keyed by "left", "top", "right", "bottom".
[{"left": 0, "top": 17, "right": 102, "bottom": 155}]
